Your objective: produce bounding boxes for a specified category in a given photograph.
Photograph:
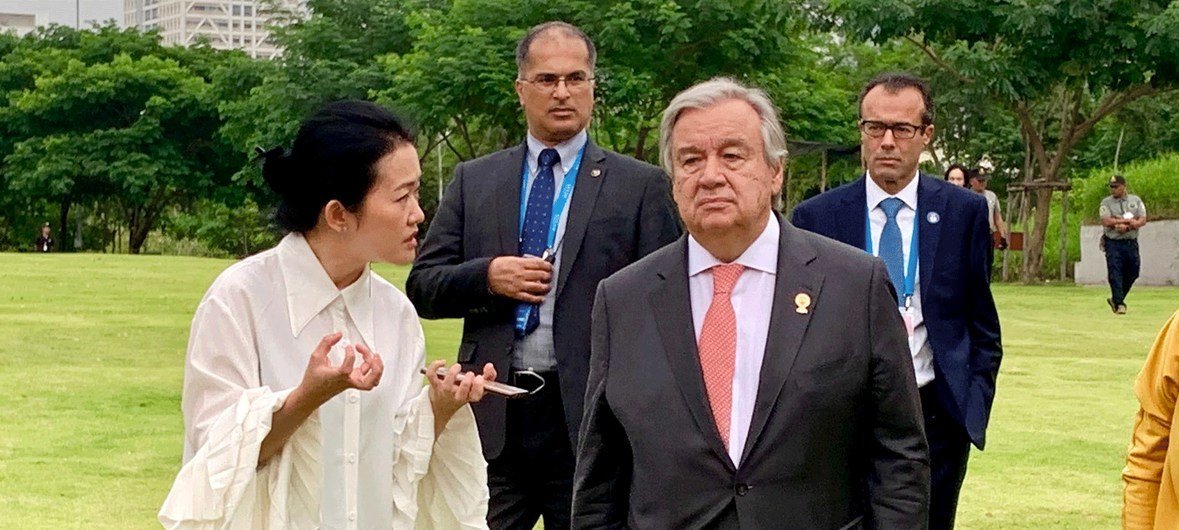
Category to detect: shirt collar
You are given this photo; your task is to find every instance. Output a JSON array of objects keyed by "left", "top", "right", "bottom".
[
  {"left": 687, "top": 215, "right": 780, "bottom": 277},
  {"left": 865, "top": 170, "right": 920, "bottom": 212},
  {"left": 276, "top": 232, "right": 375, "bottom": 347},
  {"left": 526, "top": 129, "right": 588, "bottom": 176}
]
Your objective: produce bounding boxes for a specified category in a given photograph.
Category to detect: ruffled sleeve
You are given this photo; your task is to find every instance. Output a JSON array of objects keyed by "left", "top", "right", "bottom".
[
  {"left": 158, "top": 387, "right": 323, "bottom": 530},
  {"left": 159, "top": 288, "right": 323, "bottom": 529},
  {"left": 389, "top": 387, "right": 489, "bottom": 529},
  {"left": 1124, "top": 310, "right": 1179, "bottom": 529}
]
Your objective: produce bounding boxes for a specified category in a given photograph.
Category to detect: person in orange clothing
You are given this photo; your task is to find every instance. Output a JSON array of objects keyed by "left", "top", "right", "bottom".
[{"left": 1124, "top": 309, "right": 1179, "bottom": 528}]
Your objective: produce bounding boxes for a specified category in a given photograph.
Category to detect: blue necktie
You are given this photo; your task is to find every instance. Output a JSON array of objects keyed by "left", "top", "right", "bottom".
[
  {"left": 515, "top": 148, "right": 560, "bottom": 337},
  {"left": 879, "top": 197, "right": 906, "bottom": 305}
]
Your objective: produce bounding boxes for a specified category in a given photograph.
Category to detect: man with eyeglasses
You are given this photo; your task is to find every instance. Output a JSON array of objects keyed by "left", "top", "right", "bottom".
[
  {"left": 407, "top": 20, "right": 680, "bottom": 530},
  {"left": 792, "top": 72, "right": 1002, "bottom": 529},
  {"left": 1100, "top": 174, "right": 1148, "bottom": 315}
]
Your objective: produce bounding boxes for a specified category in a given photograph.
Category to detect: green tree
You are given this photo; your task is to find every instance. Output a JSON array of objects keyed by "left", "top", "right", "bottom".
[
  {"left": 2, "top": 54, "right": 240, "bottom": 253},
  {"left": 828, "top": 0, "right": 1179, "bottom": 279},
  {"left": 379, "top": 0, "right": 846, "bottom": 163}
]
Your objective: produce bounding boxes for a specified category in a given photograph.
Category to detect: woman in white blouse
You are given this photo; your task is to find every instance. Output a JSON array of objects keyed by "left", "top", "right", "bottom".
[{"left": 159, "top": 101, "right": 496, "bottom": 529}]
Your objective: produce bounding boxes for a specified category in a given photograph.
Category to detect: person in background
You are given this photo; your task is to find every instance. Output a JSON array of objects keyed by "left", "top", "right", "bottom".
[
  {"left": 792, "top": 72, "right": 1002, "bottom": 530},
  {"left": 1100, "top": 174, "right": 1148, "bottom": 315},
  {"left": 944, "top": 164, "right": 970, "bottom": 188},
  {"left": 969, "top": 169, "right": 1009, "bottom": 250},
  {"left": 1123, "top": 308, "right": 1179, "bottom": 528},
  {"left": 159, "top": 100, "right": 495, "bottom": 529},
  {"left": 406, "top": 21, "right": 680, "bottom": 530},
  {"left": 35, "top": 222, "right": 53, "bottom": 252}
]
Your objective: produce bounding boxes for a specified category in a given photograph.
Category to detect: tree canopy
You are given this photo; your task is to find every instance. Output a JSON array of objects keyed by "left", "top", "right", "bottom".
[
  {"left": 2, "top": 0, "right": 1177, "bottom": 279},
  {"left": 827, "top": 0, "right": 1179, "bottom": 277}
]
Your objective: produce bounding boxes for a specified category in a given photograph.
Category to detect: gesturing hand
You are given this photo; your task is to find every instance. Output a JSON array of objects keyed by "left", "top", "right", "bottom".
[
  {"left": 297, "top": 332, "right": 385, "bottom": 406},
  {"left": 425, "top": 360, "right": 498, "bottom": 437}
]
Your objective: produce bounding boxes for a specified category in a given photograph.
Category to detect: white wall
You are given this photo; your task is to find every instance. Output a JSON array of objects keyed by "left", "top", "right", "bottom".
[{"left": 1075, "top": 220, "right": 1179, "bottom": 286}]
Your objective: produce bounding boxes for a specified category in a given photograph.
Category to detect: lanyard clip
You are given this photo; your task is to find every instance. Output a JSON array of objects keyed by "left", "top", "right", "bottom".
[{"left": 903, "top": 295, "right": 912, "bottom": 310}]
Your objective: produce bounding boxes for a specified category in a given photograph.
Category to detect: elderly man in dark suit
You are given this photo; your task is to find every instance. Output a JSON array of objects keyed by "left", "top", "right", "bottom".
[
  {"left": 406, "top": 21, "right": 680, "bottom": 530},
  {"left": 791, "top": 72, "right": 1003, "bottom": 530},
  {"left": 573, "top": 77, "right": 929, "bottom": 529}
]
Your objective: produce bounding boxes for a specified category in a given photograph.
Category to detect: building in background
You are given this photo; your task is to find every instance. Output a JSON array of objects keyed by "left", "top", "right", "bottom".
[
  {"left": 0, "top": 11, "right": 35, "bottom": 36},
  {"left": 124, "top": 0, "right": 302, "bottom": 59}
]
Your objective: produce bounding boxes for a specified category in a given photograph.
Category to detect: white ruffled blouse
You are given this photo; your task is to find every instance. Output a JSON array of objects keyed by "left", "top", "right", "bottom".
[{"left": 159, "top": 233, "right": 488, "bottom": 529}]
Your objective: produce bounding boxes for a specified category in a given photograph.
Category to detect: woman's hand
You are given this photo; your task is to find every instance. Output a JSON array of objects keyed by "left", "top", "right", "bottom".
[
  {"left": 261, "top": 332, "right": 383, "bottom": 465},
  {"left": 425, "top": 360, "right": 497, "bottom": 438},
  {"left": 293, "top": 332, "right": 385, "bottom": 408}
]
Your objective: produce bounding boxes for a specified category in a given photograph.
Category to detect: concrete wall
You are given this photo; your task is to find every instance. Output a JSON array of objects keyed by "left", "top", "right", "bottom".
[
  {"left": 0, "top": 13, "right": 36, "bottom": 36},
  {"left": 1075, "top": 219, "right": 1179, "bottom": 286}
]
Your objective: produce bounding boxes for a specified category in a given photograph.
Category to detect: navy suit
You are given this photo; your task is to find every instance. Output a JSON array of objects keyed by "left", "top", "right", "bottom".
[{"left": 792, "top": 174, "right": 1001, "bottom": 529}]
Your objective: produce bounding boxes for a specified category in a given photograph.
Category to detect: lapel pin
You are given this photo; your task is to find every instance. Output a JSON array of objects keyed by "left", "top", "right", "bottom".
[
  {"left": 926, "top": 211, "right": 940, "bottom": 224},
  {"left": 794, "top": 293, "right": 811, "bottom": 314},
  {"left": 590, "top": 168, "right": 602, "bottom": 178}
]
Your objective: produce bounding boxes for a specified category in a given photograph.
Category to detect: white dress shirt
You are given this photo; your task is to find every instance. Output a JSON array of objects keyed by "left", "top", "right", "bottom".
[
  {"left": 513, "top": 129, "right": 589, "bottom": 371},
  {"left": 687, "top": 217, "right": 779, "bottom": 466},
  {"left": 865, "top": 173, "right": 934, "bottom": 387},
  {"left": 159, "top": 233, "right": 488, "bottom": 529}
]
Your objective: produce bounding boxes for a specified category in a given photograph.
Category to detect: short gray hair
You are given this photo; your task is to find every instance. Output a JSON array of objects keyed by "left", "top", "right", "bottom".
[
  {"left": 659, "top": 77, "right": 788, "bottom": 176},
  {"left": 515, "top": 21, "right": 597, "bottom": 77}
]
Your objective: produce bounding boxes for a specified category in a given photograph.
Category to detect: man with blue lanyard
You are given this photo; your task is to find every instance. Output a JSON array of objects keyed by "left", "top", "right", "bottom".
[
  {"left": 792, "top": 72, "right": 1002, "bottom": 530},
  {"left": 407, "top": 21, "right": 681, "bottom": 530}
]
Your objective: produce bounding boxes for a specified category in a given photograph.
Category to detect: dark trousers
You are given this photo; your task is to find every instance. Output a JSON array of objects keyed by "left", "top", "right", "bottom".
[
  {"left": 487, "top": 371, "right": 574, "bottom": 530},
  {"left": 1104, "top": 238, "right": 1141, "bottom": 306},
  {"left": 922, "top": 384, "right": 973, "bottom": 530}
]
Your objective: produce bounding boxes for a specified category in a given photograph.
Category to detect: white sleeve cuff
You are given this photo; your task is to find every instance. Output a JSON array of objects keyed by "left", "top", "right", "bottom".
[
  {"left": 159, "top": 386, "right": 322, "bottom": 530},
  {"left": 391, "top": 386, "right": 489, "bottom": 529}
]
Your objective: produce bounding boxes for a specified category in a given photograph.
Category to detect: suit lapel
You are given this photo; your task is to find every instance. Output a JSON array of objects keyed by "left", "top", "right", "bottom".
[
  {"left": 740, "top": 215, "right": 823, "bottom": 463},
  {"left": 493, "top": 144, "right": 528, "bottom": 255},
  {"left": 650, "top": 238, "right": 736, "bottom": 471},
  {"left": 838, "top": 176, "right": 869, "bottom": 250},
  {"left": 555, "top": 141, "right": 607, "bottom": 300},
  {"left": 917, "top": 175, "right": 944, "bottom": 296}
]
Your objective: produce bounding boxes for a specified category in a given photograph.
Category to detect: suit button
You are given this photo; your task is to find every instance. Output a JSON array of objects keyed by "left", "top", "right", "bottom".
[{"left": 735, "top": 483, "right": 750, "bottom": 496}]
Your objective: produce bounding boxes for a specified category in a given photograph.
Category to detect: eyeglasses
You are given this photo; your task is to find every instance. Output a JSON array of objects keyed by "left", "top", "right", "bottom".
[
  {"left": 859, "top": 120, "right": 927, "bottom": 140},
  {"left": 519, "top": 72, "right": 595, "bottom": 92}
]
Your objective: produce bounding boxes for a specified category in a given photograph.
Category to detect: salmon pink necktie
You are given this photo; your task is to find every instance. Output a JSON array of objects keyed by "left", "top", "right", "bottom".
[{"left": 698, "top": 263, "right": 745, "bottom": 449}]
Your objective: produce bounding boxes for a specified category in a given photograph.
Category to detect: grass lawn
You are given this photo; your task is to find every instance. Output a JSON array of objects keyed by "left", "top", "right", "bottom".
[{"left": 0, "top": 252, "right": 1175, "bottom": 528}]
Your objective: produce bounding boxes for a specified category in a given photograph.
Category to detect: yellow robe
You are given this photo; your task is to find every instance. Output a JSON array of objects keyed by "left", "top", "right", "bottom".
[{"left": 1125, "top": 309, "right": 1179, "bottom": 529}]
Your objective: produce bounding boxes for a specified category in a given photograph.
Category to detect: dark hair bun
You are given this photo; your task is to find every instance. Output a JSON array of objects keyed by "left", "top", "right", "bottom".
[
  {"left": 259, "top": 101, "right": 416, "bottom": 234},
  {"left": 259, "top": 146, "right": 296, "bottom": 197}
]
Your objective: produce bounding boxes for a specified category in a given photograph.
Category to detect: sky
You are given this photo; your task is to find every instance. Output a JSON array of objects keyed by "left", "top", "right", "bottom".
[{"left": 0, "top": 0, "right": 123, "bottom": 28}]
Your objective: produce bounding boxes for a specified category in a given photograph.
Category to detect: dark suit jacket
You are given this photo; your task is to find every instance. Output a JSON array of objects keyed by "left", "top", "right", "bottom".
[
  {"left": 573, "top": 214, "right": 929, "bottom": 530},
  {"left": 406, "top": 139, "right": 681, "bottom": 459},
  {"left": 790, "top": 174, "right": 1002, "bottom": 449}
]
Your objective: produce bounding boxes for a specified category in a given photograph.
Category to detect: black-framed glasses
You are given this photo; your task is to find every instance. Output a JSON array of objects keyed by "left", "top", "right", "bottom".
[
  {"left": 859, "top": 120, "right": 927, "bottom": 140},
  {"left": 519, "top": 72, "right": 595, "bottom": 92}
]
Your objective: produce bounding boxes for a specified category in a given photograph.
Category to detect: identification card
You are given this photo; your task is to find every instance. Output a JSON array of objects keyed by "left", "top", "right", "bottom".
[{"left": 900, "top": 306, "right": 916, "bottom": 337}]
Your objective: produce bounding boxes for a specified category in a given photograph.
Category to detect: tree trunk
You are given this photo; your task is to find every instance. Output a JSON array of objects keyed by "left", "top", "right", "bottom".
[
  {"left": 1022, "top": 187, "right": 1054, "bottom": 280},
  {"left": 633, "top": 126, "right": 651, "bottom": 161},
  {"left": 128, "top": 208, "right": 142, "bottom": 254},
  {"left": 58, "top": 196, "right": 71, "bottom": 251},
  {"left": 128, "top": 215, "right": 150, "bottom": 254},
  {"left": 127, "top": 189, "right": 170, "bottom": 254}
]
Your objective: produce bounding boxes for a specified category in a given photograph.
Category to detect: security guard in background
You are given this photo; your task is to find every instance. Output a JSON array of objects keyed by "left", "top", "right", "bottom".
[{"left": 1099, "top": 174, "right": 1148, "bottom": 314}]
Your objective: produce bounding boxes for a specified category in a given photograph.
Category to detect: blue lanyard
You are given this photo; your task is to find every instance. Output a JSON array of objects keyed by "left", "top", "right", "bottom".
[
  {"left": 864, "top": 204, "right": 920, "bottom": 308},
  {"left": 518, "top": 144, "right": 586, "bottom": 249}
]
